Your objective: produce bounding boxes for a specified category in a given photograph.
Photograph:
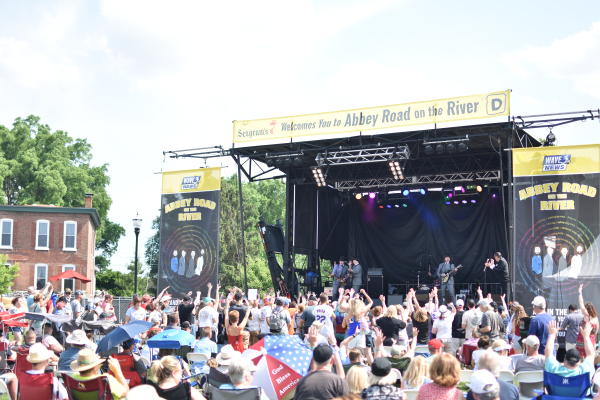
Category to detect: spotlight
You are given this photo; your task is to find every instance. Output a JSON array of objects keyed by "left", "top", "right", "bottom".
[
  {"left": 311, "top": 167, "right": 326, "bottom": 187},
  {"left": 454, "top": 186, "right": 465, "bottom": 193},
  {"left": 476, "top": 186, "right": 483, "bottom": 193},
  {"left": 386, "top": 204, "right": 392, "bottom": 209},
  {"left": 448, "top": 193, "right": 453, "bottom": 199},
  {"left": 462, "top": 200, "right": 467, "bottom": 204},
  {"left": 445, "top": 201, "right": 451, "bottom": 205},
  {"left": 394, "top": 204, "right": 400, "bottom": 208},
  {"left": 471, "top": 199, "right": 477, "bottom": 204},
  {"left": 378, "top": 205, "right": 384, "bottom": 209},
  {"left": 435, "top": 144, "right": 444, "bottom": 154},
  {"left": 355, "top": 193, "right": 362, "bottom": 200},
  {"left": 424, "top": 145, "right": 434, "bottom": 155},
  {"left": 388, "top": 160, "right": 404, "bottom": 180},
  {"left": 458, "top": 142, "right": 468, "bottom": 152},
  {"left": 402, "top": 189, "right": 409, "bottom": 196},
  {"left": 453, "top": 201, "right": 459, "bottom": 205},
  {"left": 419, "top": 188, "right": 426, "bottom": 195},
  {"left": 446, "top": 143, "right": 456, "bottom": 153},
  {"left": 545, "top": 131, "right": 556, "bottom": 146},
  {"left": 369, "top": 192, "right": 376, "bottom": 199},
  {"left": 492, "top": 193, "right": 497, "bottom": 199},
  {"left": 402, "top": 203, "right": 408, "bottom": 208}
]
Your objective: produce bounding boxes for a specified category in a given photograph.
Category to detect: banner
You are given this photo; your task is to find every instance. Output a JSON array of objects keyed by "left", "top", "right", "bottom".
[
  {"left": 233, "top": 90, "right": 510, "bottom": 144},
  {"left": 158, "top": 168, "right": 221, "bottom": 298},
  {"left": 513, "top": 144, "right": 600, "bottom": 321}
]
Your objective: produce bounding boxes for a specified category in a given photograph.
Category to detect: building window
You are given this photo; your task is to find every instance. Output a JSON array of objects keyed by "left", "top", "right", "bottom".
[
  {"left": 0, "top": 219, "right": 12, "bottom": 249},
  {"left": 63, "top": 221, "right": 77, "bottom": 251},
  {"left": 34, "top": 264, "right": 48, "bottom": 290},
  {"left": 36, "top": 220, "right": 49, "bottom": 250},
  {"left": 62, "top": 264, "right": 75, "bottom": 292}
]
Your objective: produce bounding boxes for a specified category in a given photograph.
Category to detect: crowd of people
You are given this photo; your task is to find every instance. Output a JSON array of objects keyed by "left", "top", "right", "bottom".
[{"left": 0, "top": 280, "right": 598, "bottom": 400}]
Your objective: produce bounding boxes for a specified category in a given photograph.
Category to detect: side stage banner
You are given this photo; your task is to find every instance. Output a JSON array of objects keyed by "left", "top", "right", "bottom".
[
  {"left": 158, "top": 168, "right": 221, "bottom": 298},
  {"left": 513, "top": 144, "right": 600, "bottom": 321},
  {"left": 233, "top": 90, "right": 510, "bottom": 144}
]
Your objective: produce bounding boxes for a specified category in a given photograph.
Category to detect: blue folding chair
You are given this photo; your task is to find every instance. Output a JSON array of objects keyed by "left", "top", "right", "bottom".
[{"left": 543, "top": 371, "right": 592, "bottom": 400}]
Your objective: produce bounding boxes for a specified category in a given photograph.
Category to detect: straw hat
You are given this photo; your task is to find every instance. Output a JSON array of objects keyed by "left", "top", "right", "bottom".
[
  {"left": 215, "top": 345, "right": 241, "bottom": 366},
  {"left": 27, "top": 343, "right": 55, "bottom": 363},
  {"left": 66, "top": 329, "right": 90, "bottom": 346},
  {"left": 70, "top": 348, "right": 106, "bottom": 372}
]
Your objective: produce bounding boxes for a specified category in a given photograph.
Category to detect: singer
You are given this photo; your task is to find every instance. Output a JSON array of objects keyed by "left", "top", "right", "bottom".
[{"left": 484, "top": 252, "right": 510, "bottom": 297}]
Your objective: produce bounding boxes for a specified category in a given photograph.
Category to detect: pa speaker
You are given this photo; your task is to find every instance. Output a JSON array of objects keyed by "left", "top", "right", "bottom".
[{"left": 367, "top": 276, "right": 384, "bottom": 298}]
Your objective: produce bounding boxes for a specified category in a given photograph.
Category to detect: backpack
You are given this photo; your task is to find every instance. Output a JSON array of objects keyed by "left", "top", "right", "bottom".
[{"left": 269, "top": 308, "right": 286, "bottom": 332}]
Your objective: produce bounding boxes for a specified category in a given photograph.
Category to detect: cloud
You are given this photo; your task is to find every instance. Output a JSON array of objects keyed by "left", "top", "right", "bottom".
[{"left": 504, "top": 21, "right": 600, "bottom": 99}]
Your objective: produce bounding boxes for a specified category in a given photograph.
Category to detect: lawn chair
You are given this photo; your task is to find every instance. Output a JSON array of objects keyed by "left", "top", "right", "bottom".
[
  {"left": 110, "top": 354, "right": 143, "bottom": 388},
  {"left": 514, "top": 370, "right": 544, "bottom": 400},
  {"left": 0, "top": 379, "right": 11, "bottom": 400},
  {"left": 13, "top": 349, "right": 32, "bottom": 380},
  {"left": 404, "top": 388, "right": 420, "bottom": 400},
  {"left": 62, "top": 373, "right": 113, "bottom": 400},
  {"left": 18, "top": 371, "right": 54, "bottom": 400},
  {"left": 206, "top": 384, "right": 262, "bottom": 400},
  {"left": 543, "top": 371, "right": 591, "bottom": 399},
  {"left": 460, "top": 369, "right": 474, "bottom": 383},
  {"left": 207, "top": 367, "right": 231, "bottom": 388},
  {"left": 499, "top": 369, "right": 515, "bottom": 384}
]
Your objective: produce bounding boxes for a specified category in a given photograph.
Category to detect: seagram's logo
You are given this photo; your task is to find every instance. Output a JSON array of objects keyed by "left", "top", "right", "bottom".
[
  {"left": 181, "top": 176, "right": 201, "bottom": 190},
  {"left": 542, "top": 154, "right": 571, "bottom": 172}
]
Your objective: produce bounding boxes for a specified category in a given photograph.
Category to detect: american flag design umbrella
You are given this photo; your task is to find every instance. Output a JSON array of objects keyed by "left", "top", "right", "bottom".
[{"left": 244, "top": 335, "right": 313, "bottom": 400}]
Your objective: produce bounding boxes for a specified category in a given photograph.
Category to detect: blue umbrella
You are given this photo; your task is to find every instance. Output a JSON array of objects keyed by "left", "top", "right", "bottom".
[
  {"left": 147, "top": 328, "right": 195, "bottom": 349},
  {"left": 96, "top": 320, "right": 153, "bottom": 354}
]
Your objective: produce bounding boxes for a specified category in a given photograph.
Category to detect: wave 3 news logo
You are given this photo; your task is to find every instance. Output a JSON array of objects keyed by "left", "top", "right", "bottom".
[
  {"left": 542, "top": 154, "right": 571, "bottom": 172},
  {"left": 181, "top": 175, "right": 201, "bottom": 190}
]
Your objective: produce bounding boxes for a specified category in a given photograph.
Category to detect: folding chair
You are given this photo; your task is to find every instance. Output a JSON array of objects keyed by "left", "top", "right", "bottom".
[
  {"left": 514, "top": 370, "right": 544, "bottom": 400},
  {"left": 0, "top": 342, "right": 10, "bottom": 373},
  {"left": 110, "top": 354, "right": 143, "bottom": 388},
  {"left": 404, "top": 388, "right": 420, "bottom": 400},
  {"left": 207, "top": 368, "right": 232, "bottom": 388},
  {"left": 206, "top": 384, "right": 262, "bottom": 400},
  {"left": 13, "top": 350, "right": 32, "bottom": 380},
  {"left": 187, "top": 352, "right": 209, "bottom": 375},
  {"left": 543, "top": 371, "right": 591, "bottom": 399},
  {"left": 0, "top": 379, "right": 11, "bottom": 400},
  {"left": 62, "top": 373, "right": 113, "bottom": 400},
  {"left": 460, "top": 369, "right": 473, "bottom": 383},
  {"left": 414, "top": 345, "right": 430, "bottom": 356},
  {"left": 499, "top": 369, "right": 515, "bottom": 384},
  {"left": 18, "top": 371, "right": 54, "bottom": 400}
]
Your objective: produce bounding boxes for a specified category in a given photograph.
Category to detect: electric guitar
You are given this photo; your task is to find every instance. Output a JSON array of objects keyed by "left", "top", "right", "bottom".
[{"left": 441, "top": 264, "right": 463, "bottom": 283}]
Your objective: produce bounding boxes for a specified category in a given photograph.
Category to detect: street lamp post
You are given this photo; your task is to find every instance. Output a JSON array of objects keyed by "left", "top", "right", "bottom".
[{"left": 132, "top": 214, "right": 142, "bottom": 295}]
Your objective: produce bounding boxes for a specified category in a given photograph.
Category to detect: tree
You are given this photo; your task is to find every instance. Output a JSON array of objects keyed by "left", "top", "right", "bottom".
[
  {"left": 0, "top": 255, "right": 18, "bottom": 293},
  {"left": 96, "top": 260, "right": 149, "bottom": 296},
  {"left": 0, "top": 116, "right": 125, "bottom": 265},
  {"left": 144, "top": 217, "right": 160, "bottom": 293}
]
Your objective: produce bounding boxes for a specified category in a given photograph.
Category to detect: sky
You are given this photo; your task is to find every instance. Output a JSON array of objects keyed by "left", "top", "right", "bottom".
[{"left": 0, "top": 0, "right": 599, "bottom": 272}]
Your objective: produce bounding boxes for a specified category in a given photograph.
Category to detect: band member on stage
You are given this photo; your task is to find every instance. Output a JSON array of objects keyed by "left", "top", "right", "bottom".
[
  {"left": 349, "top": 258, "right": 363, "bottom": 292},
  {"left": 435, "top": 256, "right": 456, "bottom": 304},
  {"left": 331, "top": 258, "right": 347, "bottom": 300},
  {"left": 484, "top": 252, "right": 510, "bottom": 297}
]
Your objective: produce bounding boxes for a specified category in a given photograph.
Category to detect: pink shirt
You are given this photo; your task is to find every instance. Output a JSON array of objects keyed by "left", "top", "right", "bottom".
[{"left": 417, "top": 383, "right": 461, "bottom": 400}]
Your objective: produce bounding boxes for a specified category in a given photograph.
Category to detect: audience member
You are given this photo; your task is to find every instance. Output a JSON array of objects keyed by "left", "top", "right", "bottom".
[
  {"left": 466, "top": 351, "right": 519, "bottom": 400},
  {"left": 149, "top": 355, "right": 204, "bottom": 400},
  {"left": 295, "top": 343, "right": 348, "bottom": 400},
  {"left": 402, "top": 355, "right": 430, "bottom": 390},
  {"left": 417, "top": 353, "right": 462, "bottom": 400},
  {"left": 544, "top": 320, "right": 595, "bottom": 378},
  {"left": 511, "top": 335, "right": 544, "bottom": 373},
  {"left": 469, "top": 370, "right": 500, "bottom": 400},
  {"left": 528, "top": 296, "right": 552, "bottom": 354},
  {"left": 58, "top": 329, "right": 90, "bottom": 371},
  {"left": 346, "top": 365, "right": 369, "bottom": 395},
  {"left": 362, "top": 357, "right": 403, "bottom": 399},
  {"left": 69, "top": 349, "right": 129, "bottom": 399},
  {"left": 23, "top": 343, "right": 66, "bottom": 400},
  {"left": 219, "top": 357, "right": 269, "bottom": 399}
]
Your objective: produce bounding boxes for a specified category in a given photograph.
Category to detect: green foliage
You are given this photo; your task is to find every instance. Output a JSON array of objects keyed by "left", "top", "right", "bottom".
[
  {"left": 0, "top": 255, "right": 18, "bottom": 293},
  {"left": 96, "top": 261, "right": 150, "bottom": 296},
  {"left": 143, "top": 216, "right": 160, "bottom": 293},
  {"left": 0, "top": 116, "right": 125, "bottom": 264}
]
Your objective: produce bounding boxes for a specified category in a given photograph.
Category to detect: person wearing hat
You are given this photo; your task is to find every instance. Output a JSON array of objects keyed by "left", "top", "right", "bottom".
[
  {"left": 219, "top": 358, "right": 269, "bottom": 400},
  {"left": 214, "top": 344, "right": 241, "bottom": 374},
  {"left": 117, "top": 338, "right": 148, "bottom": 380},
  {"left": 512, "top": 335, "right": 544, "bottom": 373},
  {"left": 58, "top": 329, "right": 90, "bottom": 371},
  {"left": 427, "top": 338, "right": 444, "bottom": 360},
  {"left": 450, "top": 299, "right": 466, "bottom": 355},
  {"left": 527, "top": 295, "right": 552, "bottom": 354},
  {"left": 491, "top": 339, "right": 512, "bottom": 369},
  {"left": 544, "top": 319, "right": 595, "bottom": 378},
  {"left": 21, "top": 343, "right": 67, "bottom": 399},
  {"left": 432, "top": 304, "right": 455, "bottom": 352},
  {"left": 361, "top": 357, "right": 403, "bottom": 399},
  {"left": 295, "top": 343, "right": 348, "bottom": 400},
  {"left": 478, "top": 297, "right": 504, "bottom": 340},
  {"left": 462, "top": 298, "right": 482, "bottom": 340},
  {"left": 197, "top": 282, "right": 219, "bottom": 340},
  {"left": 468, "top": 369, "right": 500, "bottom": 400},
  {"left": 466, "top": 351, "right": 518, "bottom": 400},
  {"left": 70, "top": 348, "right": 129, "bottom": 399},
  {"left": 70, "top": 290, "right": 84, "bottom": 319}
]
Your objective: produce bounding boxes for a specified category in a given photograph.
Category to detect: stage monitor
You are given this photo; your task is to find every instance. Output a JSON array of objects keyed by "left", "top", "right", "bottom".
[{"left": 264, "top": 224, "right": 284, "bottom": 254}]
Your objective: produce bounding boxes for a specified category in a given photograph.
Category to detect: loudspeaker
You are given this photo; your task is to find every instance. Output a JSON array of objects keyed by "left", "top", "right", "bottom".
[
  {"left": 367, "top": 275, "right": 384, "bottom": 298},
  {"left": 415, "top": 288, "right": 430, "bottom": 306}
]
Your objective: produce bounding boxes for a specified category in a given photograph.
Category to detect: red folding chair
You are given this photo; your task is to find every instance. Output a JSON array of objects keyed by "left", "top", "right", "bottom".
[
  {"left": 14, "top": 348, "right": 32, "bottom": 379},
  {"left": 110, "top": 354, "right": 143, "bottom": 388},
  {"left": 62, "top": 373, "right": 113, "bottom": 400},
  {"left": 18, "top": 371, "right": 54, "bottom": 400}
]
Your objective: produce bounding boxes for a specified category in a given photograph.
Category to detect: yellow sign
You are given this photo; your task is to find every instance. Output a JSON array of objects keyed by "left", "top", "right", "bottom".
[
  {"left": 233, "top": 90, "right": 510, "bottom": 144},
  {"left": 513, "top": 144, "right": 600, "bottom": 177},
  {"left": 161, "top": 168, "right": 221, "bottom": 195}
]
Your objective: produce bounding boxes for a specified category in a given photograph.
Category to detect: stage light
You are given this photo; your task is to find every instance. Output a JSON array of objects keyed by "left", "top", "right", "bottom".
[
  {"left": 424, "top": 145, "right": 434, "bottom": 155},
  {"left": 369, "top": 192, "right": 376, "bottom": 199},
  {"left": 448, "top": 193, "right": 453, "bottom": 198},
  {"left": 429, "top": 187, "right": 443, "bottom": 192},
  {"left": 311, "top": 167, "right": 326, "bottom": 187},
  {"left": 545, "top": 130, "right": 556, "bottom": 146},
  {"left": 445, "top": 201, "right": 451, "bottom": 205},
  {"left": 402, "top": 203, "right": 408, "bottom": 208},
  {"left": 386, "top": 204, "right": 392, "bottom": 209},
  {"left": 388, "top": 160, "right": 404, "bottom": 180},
  {"left": 355, "top": 193, "right": 362, "bottom": 200},
  {"left": 419, "top": 188, "right": 426, "bottom": 195},
  {"left": 453, "top": 201, "right": 459, "bottom": 205},
  {"left": 378, "top": 205, "right": 384, "bottom": 209},
  {"left": 462, "top": 200, "right": 467, "bottom": 204},
  {"left": 435, "top": 144, "right": 444, "bottom": 154},
  {"left": 471, "top": 199, "right": 477, "bottom": 204},
  {"left": 402, "top": 189, "right": 409, "bottom": 196},
  {"left": 454, "top": 186, "right": 465, "bottom": 193},
  {"left": 394, "top": 204, "right": 400, "bottom": 208},
  {"left": 446, "top": 143, "right": 456, "bottom": 153},
  {"left": 458, "top": 142, "right": 468, "bottom": 152},
  {"left": 476, "top": 185, "right": 483, "bottom": 193},
  {"left": 492, "top": 193, "right": 497, "bottom": 199}
]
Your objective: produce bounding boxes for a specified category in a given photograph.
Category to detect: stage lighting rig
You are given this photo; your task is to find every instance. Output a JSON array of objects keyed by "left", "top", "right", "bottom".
[
  {"left": 422, "top": 135, "right": 470, "bottom": 155},
  {"left": 311, "top": 167, "right": 327, "bottom": 187},
  {"left": 388, "top": 160, "right": 404, "bottom": 180}
]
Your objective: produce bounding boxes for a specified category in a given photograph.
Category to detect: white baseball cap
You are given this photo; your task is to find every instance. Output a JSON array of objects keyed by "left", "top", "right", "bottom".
[
  {"left": 531, "top": 296, "right": 546, "bottom": 309},
  {"left": 470, "top": 369, "right": 499, "bottom": 395},
  {"left": 456, "top": 299, "right": 464, "bottom": 307}
]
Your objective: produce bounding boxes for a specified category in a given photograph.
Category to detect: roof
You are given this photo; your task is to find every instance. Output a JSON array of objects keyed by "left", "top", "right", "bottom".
[{"left": 0, "top": 205, "right": 100, "bottom": 228}]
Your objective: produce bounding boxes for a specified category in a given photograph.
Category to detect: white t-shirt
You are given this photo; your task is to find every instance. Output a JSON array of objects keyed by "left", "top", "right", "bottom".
[
  {"left": 432, "top": 316, "right": 453, "bottom": 339},
  {"left": 247, "top": 307, "right": 261, "bottom": 332},
  {"left": 260, "top": 306, "right": 272, "bottom": 334},
  {"left": 312, "top": 304, "right": 334, "bottom": 335},
  {"left": 125, "top": 306, "right": 146, "bottom": 322},
  {"left": 472, "top": 349, "right": 485, "bottom": 369},
  {"left": 462, "top": 308, "right": 482, "bottom": 339},
  {"left": 197, "top": 306, "right": 219, "bottom": 330}
]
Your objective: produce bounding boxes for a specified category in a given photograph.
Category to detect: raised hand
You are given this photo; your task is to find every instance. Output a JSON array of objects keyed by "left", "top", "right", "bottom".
[
  {"left": 548, "top": 320, "right": 558, "bottom": 336},
  {"left": 477, "top": 286, "right": 483, "bottom": 297},
  {"left": 373, "top": 326, "right": 384, "bottom": 348},
  {"left": 579, "top": 283, "right": 584, "bottom": 294},
  {"left": 207, "top": 282, "right": 212, "bottom": 289},
  {"left": 412, "top": 327, "right": 418, "bottom": 338}
]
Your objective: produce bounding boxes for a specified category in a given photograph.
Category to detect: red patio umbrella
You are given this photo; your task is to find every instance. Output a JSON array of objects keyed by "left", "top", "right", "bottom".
[{"left": 49, "top": 270, "right": 91, "bottom": 283}]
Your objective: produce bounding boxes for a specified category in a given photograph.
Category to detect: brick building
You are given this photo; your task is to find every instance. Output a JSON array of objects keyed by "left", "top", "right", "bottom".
[{"left": 0, "top": 194, "right": 99, "bottom": 293}]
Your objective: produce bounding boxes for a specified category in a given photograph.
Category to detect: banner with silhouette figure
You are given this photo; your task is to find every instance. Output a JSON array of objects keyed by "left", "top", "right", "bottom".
[
  {"left": 157, "top": 168, "right": 220, "bottom": 298},
  {"left": 513, "top": 144, "right": 600, "bottom": 320}
]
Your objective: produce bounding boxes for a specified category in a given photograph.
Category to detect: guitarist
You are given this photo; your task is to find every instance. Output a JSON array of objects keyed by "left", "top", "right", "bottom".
[
  {"left": 331, "top": 258, "right": 348, "bottom": 300},
  {"left": 435, "top": 256, "right": 459, "bottom": 304}
]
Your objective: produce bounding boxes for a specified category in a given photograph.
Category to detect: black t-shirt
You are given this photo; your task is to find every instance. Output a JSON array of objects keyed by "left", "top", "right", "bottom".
[
  {"left": 152, "top": 381, "right": 191, "bottom": 400},
  {"left": 376, "top": 317, "right": 406, "bottom": 341},
  {"left": 451, "top": 310, "right": 465, "bottom": 338},
  {"left": 495, "top": 258, "right": 510, "bottom": 282},
  {"left": 178, "top": 303, "right": 195, "bottom": 325},
  {"left": 230, "top": 303, "right": 247, "bottom": 322},
  {"left": 294, "top": 370, "right": 348, "bottom": 400},
  {"left": 301, "top": 306, "right": 316, "bottom": 330},
  {"left": 411, "top": 312, "right": 430, "bottom": 344}
]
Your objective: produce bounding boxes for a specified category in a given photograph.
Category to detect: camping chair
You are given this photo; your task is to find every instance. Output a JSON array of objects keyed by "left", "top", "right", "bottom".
[
  {"left": 207, "top": 367, "right": 231, "bottom": 388},
  {"left": 499, "top": 369, "right": 515, "bottom": 383},
  {"left": 62, "top": 373, "right": 113, "bottom": 400},
  {"left": 110, "top": 354, "right": 143, "bottom": 388},
  {"left": 460, "top": 369, "right": 473, "bottom": 383},
  {"left": 403, "top": 389, "right": 419, "bottom": 400},
  {"left": 0, "top": 342, "right": 10, "bottom": 373},
  {"left": 515, "top": 370, "right": 544, "bottom": 400},
  {"left": 13, "top": 350, "right": 32, "bottom": 380},
  {"left": 0, "top": 379, "right": 11, "bottom": 400},
  {"left": 18, "top": 371, "right": 54, "bottom": 400},
  {"left": 187, "top": 352, "right": 209, "bottom": 375},
  {"left": 206, "top": 384, "right": 262, "bottom": 400},
  {"left": 543, "top": 371, "right": 591, "bottom": 399}
]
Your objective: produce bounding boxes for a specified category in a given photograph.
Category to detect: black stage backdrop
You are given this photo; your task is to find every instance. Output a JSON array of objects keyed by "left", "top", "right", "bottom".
[{"left": 319, "top": 194, "right": 507, "bottom": 286}]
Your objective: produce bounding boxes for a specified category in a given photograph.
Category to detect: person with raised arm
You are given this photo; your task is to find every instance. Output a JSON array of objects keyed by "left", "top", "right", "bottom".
[
  {"left": 576, "top": 283, "right": 598, "bottom": 357},
  {"left": 224, "top": 293, "right": 250, "bottom": 353},
  {"left": 545, "top": 319, "right": 595, "bottom": 378}
]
